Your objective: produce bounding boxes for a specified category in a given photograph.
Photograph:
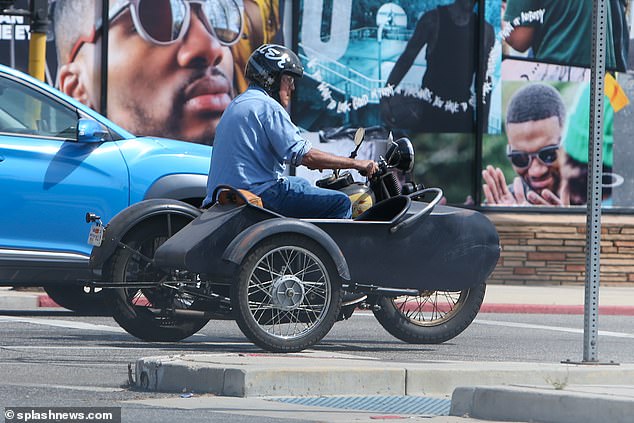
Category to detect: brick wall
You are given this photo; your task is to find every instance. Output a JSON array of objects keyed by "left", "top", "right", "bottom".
[{"left": 485, "top": 212, "right": 634, "bottom": 286}]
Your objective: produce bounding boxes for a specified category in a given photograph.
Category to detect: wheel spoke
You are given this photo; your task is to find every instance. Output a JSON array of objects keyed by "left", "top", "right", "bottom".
[
  {"left": 248, "top": 273, "right": 273, "bottom": 298},
  {"left": 250, "top": 296, "right": 273, "bottom": 317},
  {"left": 293, "top": 261, "right": 321, "bottom": 279},
  {"left": 392, "top": 290, "right": 465, "bottom": 326}
]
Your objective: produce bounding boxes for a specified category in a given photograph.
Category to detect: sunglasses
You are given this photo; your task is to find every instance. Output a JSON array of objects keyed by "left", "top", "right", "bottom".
[
  {"left": 506, "top": 144, "right": 560, "bottom": 168},
  {"left": 281, "top": 74, "right": 295, "bottom": 89},
  {"left": 68, "top": 0, "right": 243, "bottom": 62}
]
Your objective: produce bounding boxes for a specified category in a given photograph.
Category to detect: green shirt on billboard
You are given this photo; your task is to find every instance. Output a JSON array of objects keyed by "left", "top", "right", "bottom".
[{"left": 504, "top": 0, "right": 617, "bottom": 69}]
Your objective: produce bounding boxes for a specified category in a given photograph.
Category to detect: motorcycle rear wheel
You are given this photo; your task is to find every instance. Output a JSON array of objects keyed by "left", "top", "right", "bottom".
[
  {"left": 372, "top": 283, "right": 486, "bottom": 344},
  {"left": 107, "top": 215, "right": 210, "bottom": 342},
  {"left": 232, "top": 234, "right": 342, "bottom": 353}
]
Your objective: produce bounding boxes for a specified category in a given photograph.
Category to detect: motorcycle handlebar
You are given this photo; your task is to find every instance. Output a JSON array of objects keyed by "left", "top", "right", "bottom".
[
  {"left": 370, "top": 158, "right": 388, "bottom": 179},
  {"left": 389, "top": 188, "right": 443, "bottom": 234}
]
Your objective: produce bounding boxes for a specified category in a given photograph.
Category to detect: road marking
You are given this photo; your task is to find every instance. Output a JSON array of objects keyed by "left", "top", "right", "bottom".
[
  {"left": 474, "top": 319, "right": 634, "bottom": 339},
  {"left": 0, "top": 316, "right": 125, "bottom": 333},
  {"left": 0, "top": 316, "right": 209, "bottom": 338},
  {"left": 2, "top": 343, "right": 252, "bottom": 350},
  {"left": 352, "top": 313, "right": 634, "bottom": 338}
]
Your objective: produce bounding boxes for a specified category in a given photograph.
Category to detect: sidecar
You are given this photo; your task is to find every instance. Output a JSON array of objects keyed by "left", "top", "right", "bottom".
[
  {"left": 154, "top": 188, "right": 499, "bottom": 291},
  {"left": 147, "top": 187, "right": 499, "bottom": 352}
]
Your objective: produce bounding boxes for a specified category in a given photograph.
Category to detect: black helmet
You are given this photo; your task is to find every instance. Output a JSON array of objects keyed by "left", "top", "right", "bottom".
[{"left": 245, "top": 44, "right": 304, "bottom": 98}]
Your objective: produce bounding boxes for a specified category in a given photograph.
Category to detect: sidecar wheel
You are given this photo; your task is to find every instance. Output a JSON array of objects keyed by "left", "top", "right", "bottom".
[
  {"left": 372, "top": 283, "right": 486, "bottom": 344},
  {"left": 232, "top": 235, "right": 342, "bottom": 353},
  {"left": 107, "top": 216, "right": 210, "bottom": 342}
]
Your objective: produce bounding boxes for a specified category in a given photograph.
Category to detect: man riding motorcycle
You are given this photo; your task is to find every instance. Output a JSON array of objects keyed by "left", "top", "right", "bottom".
[{"left": 203, "top": 44, "right": 378, "bottom": 218}]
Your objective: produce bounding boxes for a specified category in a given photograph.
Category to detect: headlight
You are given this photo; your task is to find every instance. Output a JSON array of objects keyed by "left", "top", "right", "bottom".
[{"left": 385, "top": 137, "right": 414, "bottom": 172}]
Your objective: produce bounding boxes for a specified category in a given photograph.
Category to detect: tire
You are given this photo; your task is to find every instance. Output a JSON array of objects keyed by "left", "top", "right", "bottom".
[
  {"left": 372, "top": 283, "right": 486, "bottom": 344},
  {"left": 232, "top": 234, "right": 342, "bottom": 352},
  {"left": 43, "top": 285, "right": 108, "bottom": 313},
  {"left": 107, "top": 214, "right": 209, "bottom": 342}
]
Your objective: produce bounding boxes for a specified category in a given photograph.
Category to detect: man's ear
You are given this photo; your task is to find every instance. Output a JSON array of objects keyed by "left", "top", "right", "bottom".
[{"left": 58, "top": 62, "right": 96, "bottom": 109}]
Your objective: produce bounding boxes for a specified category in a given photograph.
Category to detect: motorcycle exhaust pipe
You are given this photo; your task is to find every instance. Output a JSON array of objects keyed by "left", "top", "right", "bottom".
[{"left": 346, "top": 283, "right": 421, "bottom": 297}]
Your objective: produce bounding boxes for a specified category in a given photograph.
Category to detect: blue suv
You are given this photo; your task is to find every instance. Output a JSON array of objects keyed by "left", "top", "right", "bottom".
[{"left": 0, "top": 64, "right": 212, "bottom": 311}]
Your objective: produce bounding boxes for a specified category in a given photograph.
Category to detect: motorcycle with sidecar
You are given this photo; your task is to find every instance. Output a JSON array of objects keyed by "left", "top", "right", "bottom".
[{"left": 87, "top": 130, "right": 500, "bottom": 352}]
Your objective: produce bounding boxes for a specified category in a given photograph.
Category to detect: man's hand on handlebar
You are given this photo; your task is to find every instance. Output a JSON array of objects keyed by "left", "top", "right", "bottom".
[
  {"left": 357, "top": 160, "right": 379, "bottom": 177},
  {"left": 301, "top": 148, "right": 378, "bottom": 177}
]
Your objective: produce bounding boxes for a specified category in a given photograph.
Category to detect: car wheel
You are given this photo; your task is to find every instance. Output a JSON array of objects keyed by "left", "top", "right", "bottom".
[{"left": 43, "top": 285, "right": 108, "bottom": 313}]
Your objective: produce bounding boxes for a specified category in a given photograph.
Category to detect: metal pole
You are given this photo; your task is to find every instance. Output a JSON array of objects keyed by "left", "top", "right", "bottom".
[
  {"left": 474, "top": 0, "right": 485, "bottom": 206},
  {"left": 100, "top": 0, "right": 109, "bottom": 116},
  {"left": 584, "top": 0, "right": 607, "bottom": 363},
  {"left": 28, "top": 0, "right": 49, "bottom": 81},
  {"left": 10, "top": 26, "right": 15, "bottom": 68}
]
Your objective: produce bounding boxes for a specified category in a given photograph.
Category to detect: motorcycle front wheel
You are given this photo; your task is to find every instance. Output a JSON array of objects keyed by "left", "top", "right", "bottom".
[
  {"left": 232, "top": 234, "right": 342, "bottom": 353},
  {"left": 107, "top": 215, "right": 210, "bottom": 342},
  {"left": 372, "top": 283, "right": 486, "bottom": 344}
]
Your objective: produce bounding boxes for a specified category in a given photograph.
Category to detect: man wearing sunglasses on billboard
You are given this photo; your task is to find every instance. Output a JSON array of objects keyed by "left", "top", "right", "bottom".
[
  {"left": 482, "top": 83, "right": 565, "bottom": 206},
  {"left": 54, "top": 0, "right": 242, "bottom": 145}
]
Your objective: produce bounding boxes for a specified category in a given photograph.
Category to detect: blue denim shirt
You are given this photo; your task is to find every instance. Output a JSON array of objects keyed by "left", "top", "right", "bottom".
[{"left": 203, "top": 86, "right": 312, "bottom": 206}]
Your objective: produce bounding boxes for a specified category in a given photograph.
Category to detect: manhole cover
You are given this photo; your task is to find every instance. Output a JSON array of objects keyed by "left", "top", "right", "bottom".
[{"left": 270, "top": 395, "right": 450, "bottom": 415}]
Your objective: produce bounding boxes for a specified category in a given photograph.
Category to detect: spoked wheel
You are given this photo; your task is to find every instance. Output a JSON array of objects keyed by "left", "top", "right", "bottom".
[
  {"left": 232, "top": 235, "right": 342, "bottom": 353},
  {"left": 107, "top": 214, "right": 210, "bottom": 342},
  {"left": 372, "top": 283, "right": 486, "bottom": 344}
]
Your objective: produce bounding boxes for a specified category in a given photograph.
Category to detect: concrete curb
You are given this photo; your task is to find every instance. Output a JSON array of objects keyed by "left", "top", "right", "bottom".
[
  {"left": 451, "top": 385, "right": 634, "bottom": 423},
  {"left": 134, "top": 354, "right": 634, "bottom": 397},
  {"left": 38, "top": 295, "right": 60, "bottom": 308},
  {"left": 0, "top": 294, "right": 39, "bottom": 310},
  {"left": 136, "top": 354, "right": 406, "bottom": 397}
]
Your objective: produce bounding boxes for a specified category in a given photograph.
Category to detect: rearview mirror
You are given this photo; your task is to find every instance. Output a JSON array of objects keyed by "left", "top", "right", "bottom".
[
  {"left": 77, "top": 118, "right": 110, "bottom": 143},
  {"left": 353, "top": 127, "right": 365, "bottom": 146},
  {"left": 350, "top": 128, "right": 366, "bottom": 159}
]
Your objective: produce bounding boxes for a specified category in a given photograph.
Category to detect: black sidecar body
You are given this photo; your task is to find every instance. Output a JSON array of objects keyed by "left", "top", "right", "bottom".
[{"left": 153, "top": 192, "right": 500, "bottom": 292}]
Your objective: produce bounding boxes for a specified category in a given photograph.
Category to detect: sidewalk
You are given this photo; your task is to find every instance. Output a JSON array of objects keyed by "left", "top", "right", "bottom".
[
  {"left": 481, "top": 284, "right": 634, "bottom": 315},
  {"left": 133, "top": 353, "right": 634, "bottom": 423}
]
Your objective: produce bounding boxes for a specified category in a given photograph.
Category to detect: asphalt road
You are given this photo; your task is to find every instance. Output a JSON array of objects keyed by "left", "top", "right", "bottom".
[{"left": 1, "top": 310, "right": 633, "bottom": 422}]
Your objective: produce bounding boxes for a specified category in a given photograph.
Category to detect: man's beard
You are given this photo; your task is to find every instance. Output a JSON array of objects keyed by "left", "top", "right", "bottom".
[{"left": 119, "top": 70, "right": 229, "bottom": 145}]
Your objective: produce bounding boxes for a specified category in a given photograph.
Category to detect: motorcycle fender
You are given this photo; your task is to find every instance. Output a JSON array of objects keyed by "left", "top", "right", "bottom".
[
  {"left": 222, "top": 218, "right": 351, "bottom": 281},
  {"left": 89, "top": 199, "right": 201, "bottom": 269}
]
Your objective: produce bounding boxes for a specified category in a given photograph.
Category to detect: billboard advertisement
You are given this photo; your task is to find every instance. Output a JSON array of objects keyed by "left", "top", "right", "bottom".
[
  {"left": 295, "top": 0, "right": 501, "bottom": 203},
  {"left": 1, "top": 0, "right": 283, "bottom": 146},
  {"left": 482, "top": 0, "right": 633, "bottom": 208},
  {"left": 2, "top": 0, "right": 633, "bottom": 208}
]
